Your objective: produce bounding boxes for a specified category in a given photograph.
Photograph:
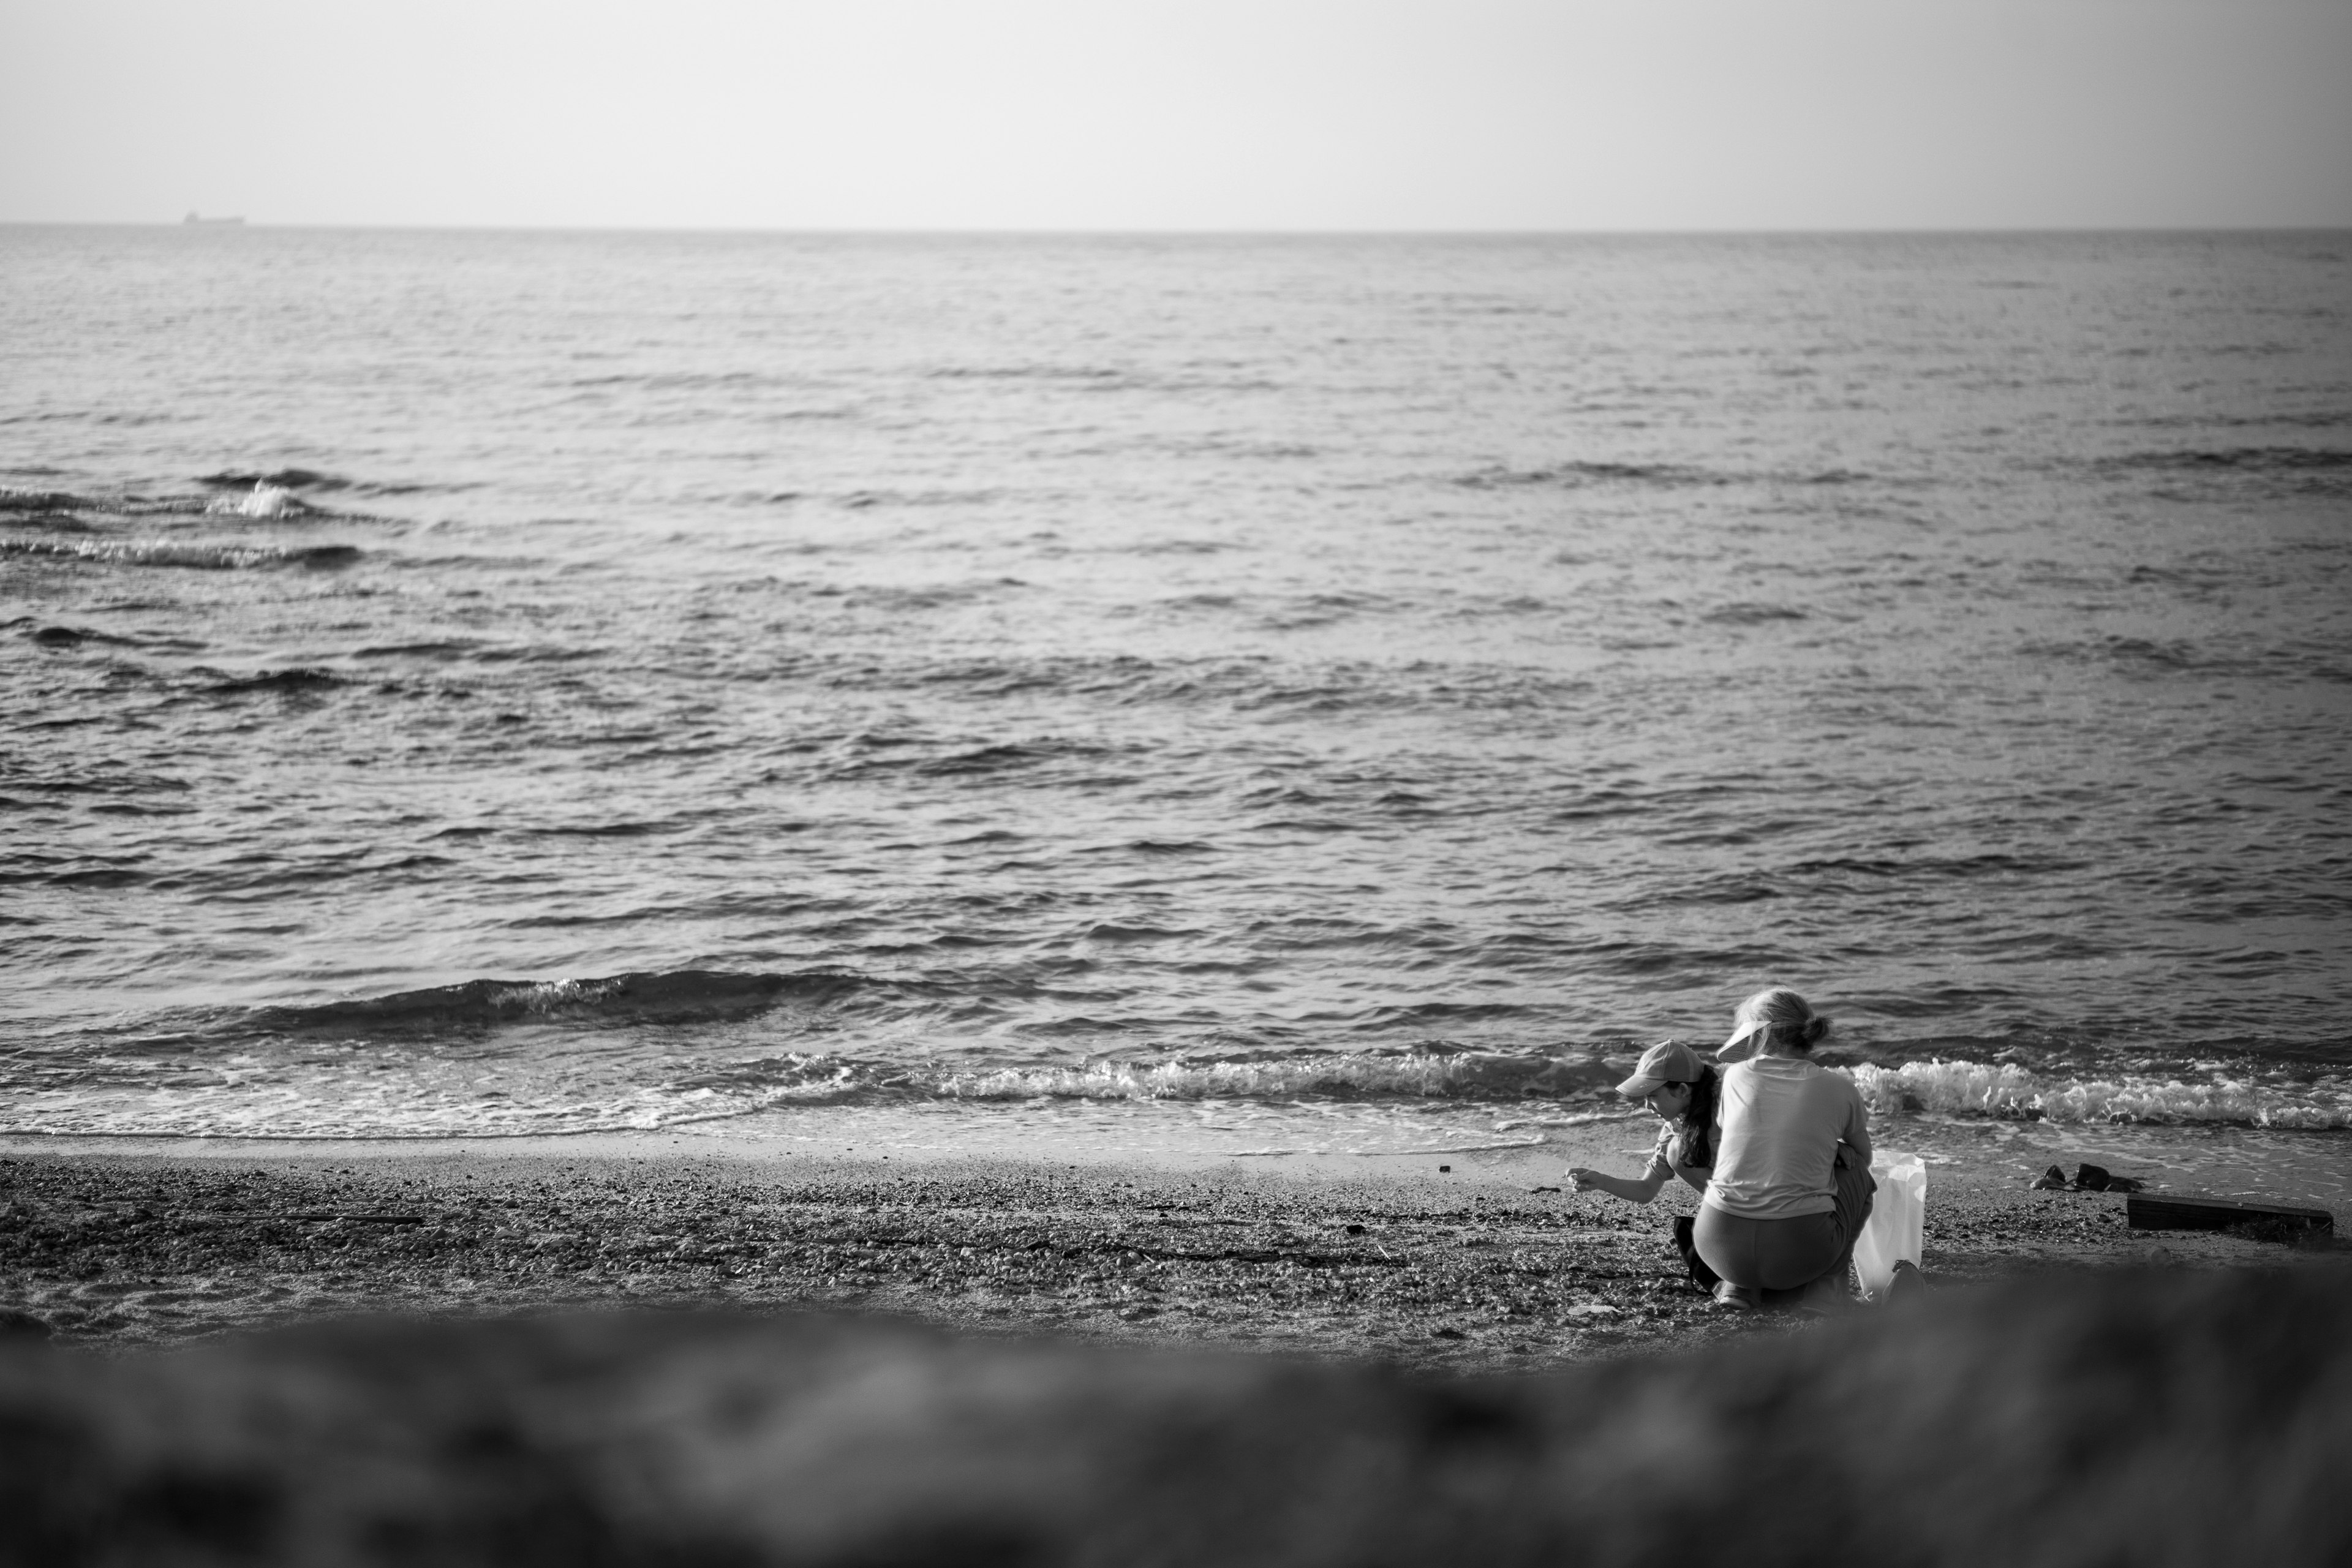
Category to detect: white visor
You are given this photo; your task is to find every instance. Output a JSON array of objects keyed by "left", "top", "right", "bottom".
[{"left": 1717, "top": 1019, "right": 1768, "bottom": 1061}]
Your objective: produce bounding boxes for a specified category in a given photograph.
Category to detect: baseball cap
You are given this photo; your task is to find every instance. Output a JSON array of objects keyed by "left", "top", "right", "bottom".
[{"left": 1615, "top": 1039, "right": 1706, "bottom": 1098}]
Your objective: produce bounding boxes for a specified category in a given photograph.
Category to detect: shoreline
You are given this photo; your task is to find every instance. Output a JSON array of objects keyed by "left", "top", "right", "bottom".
[
  {"left": 12, "top": 1090, "right": 2349, "bottom": 1191},
  {"left": 3, "top": 1133, "right": 2334, "bottom": 1368}
]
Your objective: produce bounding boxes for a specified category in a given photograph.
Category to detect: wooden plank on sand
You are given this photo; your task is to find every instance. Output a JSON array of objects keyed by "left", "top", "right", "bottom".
[{"left": 2127, "top": 1193, "right": 2333, "bottom": 1237}]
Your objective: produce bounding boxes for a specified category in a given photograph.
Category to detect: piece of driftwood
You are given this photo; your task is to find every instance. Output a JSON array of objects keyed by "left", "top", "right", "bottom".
[{"left": 2128, "top": 1193, "right": 2334, "bottom": 1238}]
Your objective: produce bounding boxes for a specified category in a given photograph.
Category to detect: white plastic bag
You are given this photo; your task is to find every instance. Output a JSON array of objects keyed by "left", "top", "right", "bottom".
[{"left": 1852, "top": 1151, "right": 1927, "bottom": 1298}]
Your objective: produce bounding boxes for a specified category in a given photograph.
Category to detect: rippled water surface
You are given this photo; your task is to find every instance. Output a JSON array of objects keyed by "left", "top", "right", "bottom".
[{"left": 5, "top": 227, "right": 2349, "bottom": 1142}]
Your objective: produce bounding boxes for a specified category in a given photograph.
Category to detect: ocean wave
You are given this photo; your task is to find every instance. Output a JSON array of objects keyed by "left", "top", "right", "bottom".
[
  {"left": 198, "top": 467, "right": 349, "bottom": 492},
  {"left": 24, "top": 624, "right": 146, "bottom": 650},
  {"left": 197, "top": 666, "right": 352, "bottom": 695},
  {"left": 1701, "top": 602, "right": 1809, "bottom": 626},
  {"left": 250, "top": 969, "right": 864, "bottom": 1035},
  {"left": 816, "top": 734, "right": 1144, "bottom": 784},
  {"left": 198, "top": 468, "right": 469, "bottom": 499},
  {"left": 205, "top": 481, "right": 312, "bottom": 518},
  {"left": 0, "top": 475, "right": 394, "bottom": 526},
  {"left": 9, "top": 1042, "right": 2352, "bottom": 1141},
  {"left": 764, "top": 1053, "right": 2352, "bottom": 1127},
  {"left": 678, "top": 1051, "right": 2352, "bottom": 1130},
  {"left": 1455, "top": 460, "right": 1735, "bottom": 489},
  {"left": 796, "top": 650, "right": 1600, "bottom": 722},
  {"left": 2016, "top": 635, "right": 2352, "bottom": 688},
  {"left": 2097, "top": 445, "right": 2352, "bottom": 475},
  {"left": 0, "top": 488, "right": 87, "bottom": 516},
  {"left": 0, "top": 537, "right": 363, "bottom": 571},
  {"left": 1850, "top": 1060, "right": 2352, "bottom": 1130},
  {"left": 832, "top": 487, "right": 1011, "bottom": 511},
  {"left": 2087, "top": 445, "right": 2352, "bottom": 497},
  {"left": 927, "top": 1050, "right": 1624, "bottom": 1102},
  {"left": 2, "top": 486, "right": 213, "bottom": 519},
  {"left": 0, "top": 1042, "right": 1632, "bottom": 1142},
  {"left": 922, "top": 363, "right": 1278, "bottom": 394},
  {"left": 0, "top": 1077, "right": 745, "bottom": 1141},
  {"left": 26, "top": 906, "right": 2351, "bottom": 1130}
]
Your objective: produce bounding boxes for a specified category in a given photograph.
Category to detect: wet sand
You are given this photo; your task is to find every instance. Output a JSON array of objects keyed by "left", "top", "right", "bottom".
[{"left": 1, "top": 1138, "right": 2328, "bottom": 1365}]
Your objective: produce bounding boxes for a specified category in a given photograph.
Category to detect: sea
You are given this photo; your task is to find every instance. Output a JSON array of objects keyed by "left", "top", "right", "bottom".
[{"left": 5, "top": 226, "right": 2350, "bottom": 1200}]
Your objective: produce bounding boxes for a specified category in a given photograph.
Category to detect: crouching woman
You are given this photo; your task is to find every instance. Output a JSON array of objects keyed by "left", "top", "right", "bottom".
[
  {"left": 1695, "top": 986, "right": 1874, "bottom": 1311},
  {"left": 1567, "top": 1039, "right": 1724, "bottom": 1291}
]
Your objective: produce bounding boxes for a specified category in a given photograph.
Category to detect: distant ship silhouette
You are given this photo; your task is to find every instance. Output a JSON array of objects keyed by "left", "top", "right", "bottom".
[{"left": 183, "top": 211, "right": 245, "bottom": 226}]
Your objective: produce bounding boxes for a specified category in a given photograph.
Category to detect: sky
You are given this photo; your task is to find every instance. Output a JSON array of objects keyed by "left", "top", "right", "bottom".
[{"left": 4, "top": 0, "right": 2347, "bottom": 230}]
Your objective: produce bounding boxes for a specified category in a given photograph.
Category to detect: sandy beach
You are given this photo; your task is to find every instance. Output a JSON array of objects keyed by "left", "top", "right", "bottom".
[
  {"left": 9, "top": 1136, "right": 2348, "bottom": 1562},
  {"left": 4, "top": 1130, "right": 2331, "bottom": 1366}
]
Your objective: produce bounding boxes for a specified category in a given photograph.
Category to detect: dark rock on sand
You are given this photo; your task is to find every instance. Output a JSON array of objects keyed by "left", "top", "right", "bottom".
[
  {"left": 1, "top": 1263, "right": 2345, "bottom": 1566},
  {"left": 2030, "top": 1165, "right": 2146, "bottom": 1197}
]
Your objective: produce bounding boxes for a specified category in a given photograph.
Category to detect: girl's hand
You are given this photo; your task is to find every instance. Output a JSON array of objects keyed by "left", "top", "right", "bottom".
[{"left": 1567, "top": 1166, "right": 1607, "bottom": 1193}]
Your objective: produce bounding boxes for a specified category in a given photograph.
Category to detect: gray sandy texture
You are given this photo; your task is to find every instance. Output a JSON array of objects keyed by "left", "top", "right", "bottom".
[{"left": 0, "top": 1149, "right": 2327, "bottom": 1366}]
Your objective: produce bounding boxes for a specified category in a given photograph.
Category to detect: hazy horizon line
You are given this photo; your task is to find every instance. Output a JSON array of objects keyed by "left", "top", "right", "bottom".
[{"left": 10, "top": 219, "right": 2349, "bottom": 239}]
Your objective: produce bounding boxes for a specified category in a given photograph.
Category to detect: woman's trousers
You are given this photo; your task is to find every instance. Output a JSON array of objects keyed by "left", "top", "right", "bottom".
[{"left": 1692, "top": 1146, "right": 1876, "bottom": 1292}]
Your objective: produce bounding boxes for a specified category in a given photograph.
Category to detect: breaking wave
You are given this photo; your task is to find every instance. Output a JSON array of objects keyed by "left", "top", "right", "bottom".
[
  {"left": 1849, "top": 1059, "right": 2352, "bottom": 1130},
  {"left": 1, "top": 475, "right": 393, "bottom": 527},
  {"left": 13, "top": 966, "right": 2352, "bottom": 1137},
  {"left": 0, "top": 538, "right": 363, "bottom": 570},
  {"left": 929, "top": 1051, "right": 1624, "bottom": 1102},
  {"left": 60, "top": 967, "right": 2352, "bottom": 1134},
  {"left": 205, "top": 481, "right": 311, "bottom": 518},
  {"left": 887, "top": 1054, "right": 2352, "bottom": 1128}
]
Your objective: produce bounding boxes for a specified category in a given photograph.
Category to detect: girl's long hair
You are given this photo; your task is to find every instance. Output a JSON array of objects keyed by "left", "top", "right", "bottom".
[{"left": 1676, "top": 1064, "right": 1721, "bottom": 1169}]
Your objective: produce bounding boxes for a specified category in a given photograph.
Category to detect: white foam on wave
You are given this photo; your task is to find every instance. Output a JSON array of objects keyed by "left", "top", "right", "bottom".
[
  {"left": 0, "top": 1062, "right": 702, "bottom": 1140},
  {"left": 10, "top": 1042, "right": 2351, "bottom": 1141},
  {"left": 934, "top": 1050, "right": 1580, "bottom": 1102},
  {"left": 1, "top": 537, "right": 352, "bottom": 570},
  {"left": 1849, "top": 1059, "right": 2352, "bottom": 1129},
  {"left": 206, "top": 481, "right": 306, "bottom": 518},
  {"left": 933, "top": 1055, "right": 2352, "bottom": 1129}
]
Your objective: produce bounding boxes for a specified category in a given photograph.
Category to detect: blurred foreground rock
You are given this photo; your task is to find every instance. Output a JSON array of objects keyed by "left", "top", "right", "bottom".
[{"left": 2, "top": 1264, "right": 2345, "bottom": 1567}]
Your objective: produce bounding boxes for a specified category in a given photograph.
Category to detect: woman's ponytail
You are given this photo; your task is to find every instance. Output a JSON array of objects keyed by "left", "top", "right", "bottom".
[{"left": 1732, "top": 987, "right": 1829, "bottom": 1054}]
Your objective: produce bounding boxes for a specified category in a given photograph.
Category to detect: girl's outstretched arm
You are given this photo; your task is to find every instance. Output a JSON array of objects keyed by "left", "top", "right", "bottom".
[{"left": 1567, "top": 1167, "right": 1667, "bottom": 1204}]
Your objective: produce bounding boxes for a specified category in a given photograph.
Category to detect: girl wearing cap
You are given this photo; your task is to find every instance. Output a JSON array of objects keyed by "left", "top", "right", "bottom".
[
  {"left": 1692, "top": 987, "right": 1874, "bottom": 1311},
  {"left": 1567, "top": 1039, "right": 1722, "bottom": 1205}
]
